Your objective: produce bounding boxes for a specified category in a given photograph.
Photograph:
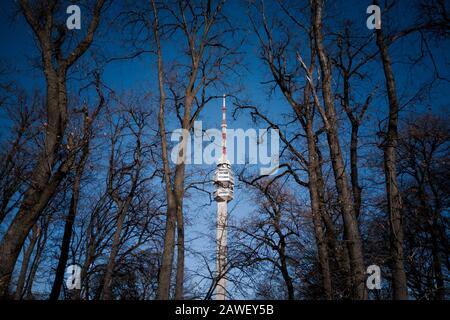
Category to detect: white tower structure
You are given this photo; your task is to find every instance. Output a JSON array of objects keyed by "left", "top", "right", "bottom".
[{"left": 213, "top": 94, "right": 234, "bottom": 300}]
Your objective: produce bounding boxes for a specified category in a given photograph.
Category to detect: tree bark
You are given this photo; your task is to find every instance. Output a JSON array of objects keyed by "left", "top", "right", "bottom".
[
  {"left": 24, "top": 219, "right": 48, "bottom": 299},
  {"left": 152, "top": 0, "right": 177, "bottom": 299},
  {"left": 101, "top": 206, "right": 128, "bottom": 300},
  {"left": 175, "top": 202, "right": 185, "bottom": 299},
  {"left": 49, "top": 150, "right": 88, "bottom": 300},
  {"left": 157, "top": 197, "right": 177, "bottom": 299},
  {"left": 275, "top": 220, "right": 294, "bottom": 300},
  {"left": 342, "top": 75, "right": 363, "bottom": 218},
  {"left": 311, "top": 0, "right": 366, "bottom": 299},
  {"left": 77, "top": 216, "right": 98, "bottom": 300},
  {"left": 350, "top": 124, "right": 362, "bottom": 218},
  {"left": 305, "top": 121, "right": 333, "bottom": 299},
  {"left": 430, "top": 218, "right": 445, "bottom": 299},
  {"left": 50, "top": 81, "right": 103, "bottom": 300},
  {"left": 14, "top": 224, "right": 39, "bottom": 300},
  {"left": 316, "top": 142, "right": 353, "bottom": 296},
  {"left": 375, "top": 17, "right": 408, "bottom": 300}
]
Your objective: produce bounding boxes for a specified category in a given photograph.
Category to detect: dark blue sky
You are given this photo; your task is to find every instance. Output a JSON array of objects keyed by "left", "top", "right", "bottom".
[{"left": 0, "top": 0, "right": 448, "bottom": 297}]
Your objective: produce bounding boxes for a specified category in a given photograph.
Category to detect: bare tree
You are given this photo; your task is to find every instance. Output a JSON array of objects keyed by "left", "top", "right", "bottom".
[
  {"left": 246, "top": 0, "right": 335, "bottom": 298},
  {"left": 149, "top": 0, "right": 240, "bottom": 299},
  {"left": 236, "top": 179, "right": 301, "bottom": 299},
  {"left": 0, "top": 0, "right": 106, "bottom": 296},
  {"left": 0, "top": 91, "right": 39, "bottom": 225},
  {"left": 333, "top": 23, "right": 378, "bottom": 219},
  {"left": 14, "top": 224, "right": 40, "bottom": 300},
  {"left": 309, "top": 0, "right": 366, "bottom": 299},
  {"left": 373, "top": 3, "right": 408, "bottom": 299},
  {"left": 49, "top": 74, "right": 105, "bottom": 300},
  {"left": 101, "top": 105, "right": 154, "bottom": 299},
  {"left": 398, "top": 114, "right": 449, "bottom": 299}
]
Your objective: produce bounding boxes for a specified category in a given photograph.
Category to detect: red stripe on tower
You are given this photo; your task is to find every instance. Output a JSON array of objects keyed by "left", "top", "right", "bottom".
[{"left": 222, "top": 94, "right": 227, "bottom": 160}]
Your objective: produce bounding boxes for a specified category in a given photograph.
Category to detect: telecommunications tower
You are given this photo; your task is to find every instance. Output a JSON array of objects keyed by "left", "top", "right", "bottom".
[{"left": 213, "top": 94, "right": 234, "bottom": 300}]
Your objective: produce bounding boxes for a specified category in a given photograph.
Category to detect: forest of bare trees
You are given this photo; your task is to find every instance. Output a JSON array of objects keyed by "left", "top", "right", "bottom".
[{"left": 0, "top": 0, "right": 448, "bottom": 301}]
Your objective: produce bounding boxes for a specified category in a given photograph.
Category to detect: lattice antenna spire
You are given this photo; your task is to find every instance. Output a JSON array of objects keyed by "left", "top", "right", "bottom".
[{"left": 221, "top": 94, "right": 227, "bottom": 162}]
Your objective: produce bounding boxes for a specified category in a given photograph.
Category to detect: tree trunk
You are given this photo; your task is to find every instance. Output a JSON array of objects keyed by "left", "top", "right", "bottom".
[
  {"left": 152, "top": 1, "right": 177, "bottom": 299},
  {"left": 151, "top": 0, "right": 216, "bottom": 299},
  {"left": 102, "top": 206, "right": 127, "bottom": 300},
  {"left": 312, "top": 0, "right": 366, "bottom": 299},
  {"left": 430, "top": 218, "right": 445, "bottom": 299},
  {"left": 50, "top": 98, "right": 101, "bottom": 300},
  {"left": 315, "top": 146, "right": 352, "bottom": 296},
  {"left": 14, "top": 224, "right": 39, "bottom": 300},
  {"left": 0, "top": 0, "right": 104, "bottom": 295},
  {"left": 343, "top": 73, "right": 362, "bottom": 218},
  {"left": 157, "top": 197, "right": 177, "bottom": 299},
  {"left": 24, "top": 219, "right": 48, "bottom": 299},
  {"left": 278, "top": 235, "right": 295, "bottom": 300},
  {"left": 0, "top": 70, "right": 68, "bottom": 297},
  {"left": 305, "top": 121, "right": 333, "bottom": 299},
  {"left": 50, "top": 172, "right": 83, "bottom": 300},
  {"left": 175, "top": 201, "right": 185, "bottom": 299},
  {"left": 375, "top": 20, "right": 408, "bottom": 300},
  {"left": 350, "top": 124, "right": 362, "bottom": 218},
  {"left": 78, "top": 222, "right": 97, "bottom": 300}
]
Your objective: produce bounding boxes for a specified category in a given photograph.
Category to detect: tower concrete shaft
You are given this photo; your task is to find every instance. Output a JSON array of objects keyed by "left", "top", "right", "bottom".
[{"left": 216, "top": 200, "right": 228, "bottom": 300}]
